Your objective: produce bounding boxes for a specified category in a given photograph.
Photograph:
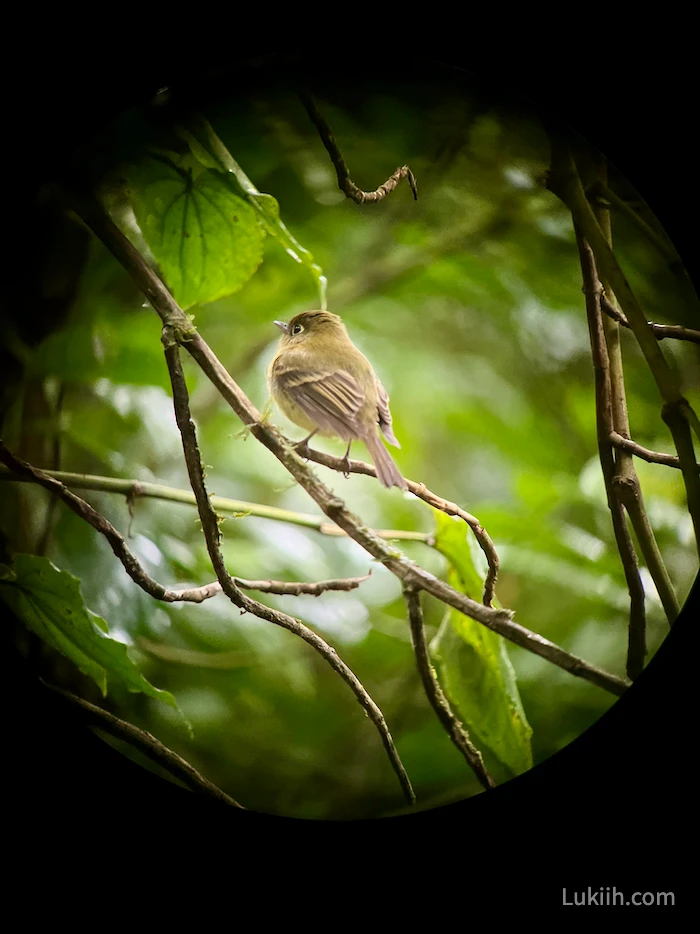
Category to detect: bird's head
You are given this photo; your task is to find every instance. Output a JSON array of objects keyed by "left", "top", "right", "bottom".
[{"left": 273, "top": 311, "right": 347, "bottom": 347}]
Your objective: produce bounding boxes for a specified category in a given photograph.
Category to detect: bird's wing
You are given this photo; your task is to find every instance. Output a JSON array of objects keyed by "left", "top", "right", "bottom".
[
  {"left": 276, "top": 368, "right": 366, "bottom": 439},
  {"left": 375, "top": 377, "right": 400, "bottom": 448}
]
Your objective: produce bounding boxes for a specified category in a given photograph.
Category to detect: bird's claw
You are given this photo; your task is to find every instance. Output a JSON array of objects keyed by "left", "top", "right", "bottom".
[{"left": 294, "top": 439, "right": 311, "bottom": 462}]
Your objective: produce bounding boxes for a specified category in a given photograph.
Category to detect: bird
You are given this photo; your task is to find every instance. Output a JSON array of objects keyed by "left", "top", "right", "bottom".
[{"left": 268, "top": 311, "right": 408, "bottom": 490}]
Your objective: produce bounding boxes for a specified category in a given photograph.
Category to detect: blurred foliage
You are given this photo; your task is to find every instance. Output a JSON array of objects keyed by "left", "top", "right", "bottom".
[
  {"left": 432, "top": 512, "right": 532, "bottom": 780},
  {"left": 0, "top": 553, "right": 183, "bottom": 717},
  {"left": 1, "top": 62, "right": 698, "bottom": 819}
]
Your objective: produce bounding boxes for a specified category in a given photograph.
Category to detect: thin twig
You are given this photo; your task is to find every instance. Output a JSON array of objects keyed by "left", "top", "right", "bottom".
[
  {"left": 575, "top": 233, "right": 647, "bottom": 679},
  {"left": 300, "top": 447, "right": 499, "bottom": 606},
  {"left": 599, "top": 292, "right": 629, "bottom": 327},
  {"left": 160, "top": 581, "right": 223, "bottom": 603},
  {"left": 0, "top": 441, "right": 216, "bottom": 605},
  {"left": 136, "top": 637, "right": 253, "bottom": 669},
  {"left": 547, "top": 138, "right": 700, "bottom": 557},
  {"left": 0, "top": 449, "right": 367, "bottom": 605},
  {"left": 235, "top": 572, "right": 371, "bottom": 595},
  {"left": 299, "top": 89, "right": 418, "bottom": 204},
  {"left": 609, "top": 432, "right": 695, "bottom": 470},
  {"left": 47, "top": 684, "right": 244, "bottom": 807},
  {"left": 67, "top": 185, "right": 629, "bottom": 697},
  {"left": 649, "top": 323, "right": 700, "bottom": 344},
  {"left": 403, "top": 585, "right": 494, "bottom": 790},
  {"left": 169, "top": 573, "right": 374, "bottom": 599},
  {"left": 161, "top": 328, "right": 415, "bottom": 806},
  {"left": 0, "top": 468, "right": 431, "bottom": 544},
  {"left": 600, "top": 292, "right": 700, "bottom": 345}
]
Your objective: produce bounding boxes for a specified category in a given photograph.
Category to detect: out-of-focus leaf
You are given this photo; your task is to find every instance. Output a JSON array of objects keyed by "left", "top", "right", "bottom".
[
  {"left": 126, "top": 154, "right": 265, "bottom": 309},
  {"left": 0, "top": 554, "right": 184, "bottom": 717},
  {"left": 430, "top": 511, "right": 533, "bottom": 777},
  {"left": 498, "top": 545, "right": 629, "bottom": 610}
]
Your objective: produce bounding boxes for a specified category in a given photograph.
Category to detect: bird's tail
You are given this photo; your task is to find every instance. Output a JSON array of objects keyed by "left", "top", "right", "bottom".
[{"left": 364, "top": 432, "right": 408, "bottom": 490}]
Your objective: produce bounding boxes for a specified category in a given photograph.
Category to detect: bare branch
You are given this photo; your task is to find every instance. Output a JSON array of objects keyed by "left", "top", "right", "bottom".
[
  {"left": 609, "top": 432, "right": 695, "bottom": 471},
  {"left": 299, "top": 89, "right": 418, "bottom": 204},
  {"left": 0, "top": 440, "right": 216, "bottom": 606},
  {"left": 300, "top": 447, "right": 499, "bottom": 606},
  {"left": 172, "top": 574, "right": 374, "bottom": 599},
  {"left": 403, "top": 585, "right": 494, "bottom": 790},
  {"left": 599, "top": 292, "right": 629, "bottom": 327},
  {"left": 67, "top": 185, "right": 629, "bottom": 698},
  {"left": 161, "top": 328, "right": 415, "bottom": 806},
  {"left": 162, "top": 581, "right": 223, "bottom": 603},
  {"left": 234, "top": 572, "right": 372, "bottom": 596},
  {"left": 575, "top": 234, "right": 647, "bottom": 680},
  {"left": 591, "top": 157, "right": 680, "bottom": 632},
  {"left": 547, "top": 138, "right": 700, "bottom": 557},
  {"left": 47, "top": 684, "right": 244, "bottom": 807},
  {"left": 0, "top": 452, "right": 370, "bottom": 608},
  {"left": 137, "top": 637, "right": 253, "bottom": 669},
  {"left": 600, "top": 292, "right": 700, "bottom": 345},
  {"left": 650, "top": 323, "right": 700, "bottom": 345},
  {"left": 0, "top": 466, "right": 431, "bottom": 544}
]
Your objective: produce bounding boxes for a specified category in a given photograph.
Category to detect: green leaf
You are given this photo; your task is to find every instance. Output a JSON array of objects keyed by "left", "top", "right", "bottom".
[
  {"left": 431, "top": 511, "right": 533, "bottom": 778},
  {"left": 126, "top": 154, "right": 265, "bottom": 309},
  {"left": 178, "top": 118, "right": 327, "bottom": 307},
  {"left": 0, "top": 554, "right": 183, "bottom": 715}
]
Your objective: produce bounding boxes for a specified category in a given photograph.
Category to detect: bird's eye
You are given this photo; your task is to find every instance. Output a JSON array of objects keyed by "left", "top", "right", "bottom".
[{"left": 291, "top": 323, "right": 304, "bottom": 335}]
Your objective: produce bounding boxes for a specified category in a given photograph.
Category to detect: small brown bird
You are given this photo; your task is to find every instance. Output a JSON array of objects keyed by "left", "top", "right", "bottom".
[{"left": 268, "top": 311, "right": 407, "bottom": 490}]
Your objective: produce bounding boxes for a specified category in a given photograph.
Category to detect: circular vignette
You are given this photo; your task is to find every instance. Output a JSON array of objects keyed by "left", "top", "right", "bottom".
[{"left": 1, "top": 45, "right": 692, "bottom": 864}]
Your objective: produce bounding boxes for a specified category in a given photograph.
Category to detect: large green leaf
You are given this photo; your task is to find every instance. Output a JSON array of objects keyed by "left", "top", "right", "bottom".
[
  {"left": 0, "top": 554, "right": 181, "bottom": 714},
  {"left": 177, "top": 119, "right": 327, "bottom": 307},
  {"left": 431, "top": 511, "right": 533, "bottom": 778},
  {"left": 126, "top": 154, "right": 265, "bottom": 309}
]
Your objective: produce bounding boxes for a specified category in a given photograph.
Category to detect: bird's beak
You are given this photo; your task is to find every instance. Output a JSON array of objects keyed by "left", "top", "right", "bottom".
[{"left": 274, "top": 320, "right": 288, "bottom": 333}]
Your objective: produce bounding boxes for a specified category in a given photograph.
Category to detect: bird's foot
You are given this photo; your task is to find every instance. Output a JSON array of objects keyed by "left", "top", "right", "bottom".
[
  {"left": 293, "top": 430, "right": 318, "bottom": 462},
  {"left": 294, "top": 438, "right": 312, "bottom": 462},
  {"left": 340, "top": 453, "right": 351, "bottom": 479}
]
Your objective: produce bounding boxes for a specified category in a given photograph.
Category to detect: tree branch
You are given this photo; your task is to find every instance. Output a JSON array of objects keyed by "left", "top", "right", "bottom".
[
  {"left": 0, "top": 448, "right": 372, "bottom": 609},
  {"left": 547, "top": 138, "right": 700, "bottom": 558},
  {"left": 298, "top": 89, "right": 418, "bottom": 204},
  {"left": 648, "top": 323, "right": 700, "bottom": 345},
  {"left": 591, "top": 159, "right": 680, "bottom": 635},
  {"left": 66, "top": 184, "right": 629, "bottom": 698},
  {"left": 153, "top": 573, "right": 375, "bottom": 602},
  {"left": 599, "top": 292, "right": 700, "bottom": 345},
  {"left": 136, "top": 637, "right": 253, "bottom": 669},
  {"left": 0, "top": 440, "right": 219, "bottom": 606},
  {"left": 299, "top": 447, "right": 499, "bottom": 606},
  {"left": 0, "top": 466, "right": 430, "bottom": 544},
  {"left": 47, "top": 684, "right": 244, "bottom": 807},
  {"left": 609, "top": 432, "right": 696, "bottom": 471},
  {"left": 403, "top": 585, "right": 494, "bottom": 790},
  {"left": 161, "top": 328, "right": 415, "bottom": 806},
  {"left": 234, "top": 572, "right": 372, "bottom": 596},
  {"left": 575, "top": 234, "right": 647, "bottom": 680}
]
